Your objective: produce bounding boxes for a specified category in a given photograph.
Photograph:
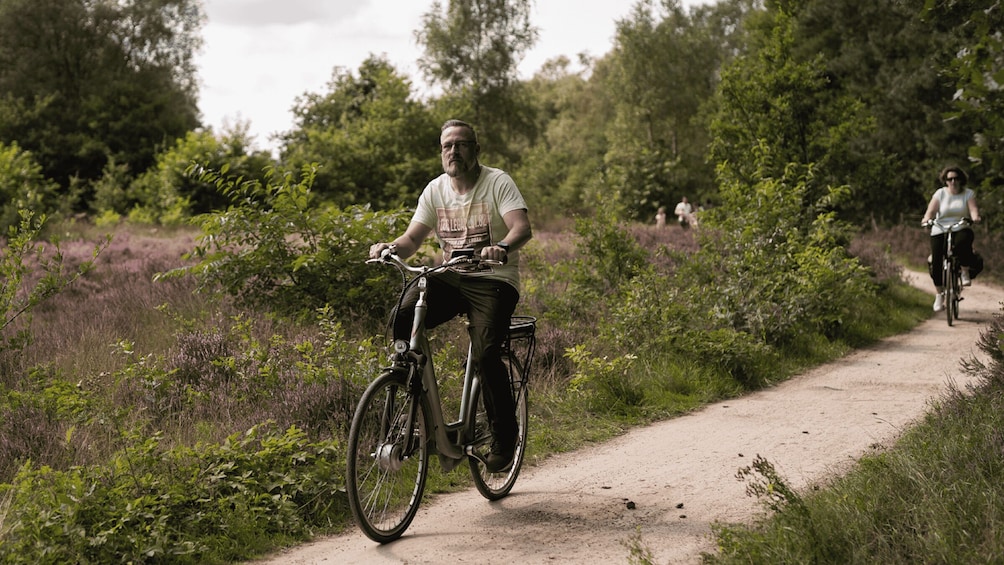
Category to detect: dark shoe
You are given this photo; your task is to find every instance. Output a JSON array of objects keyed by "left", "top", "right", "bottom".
[{"left": 485, "top": 439, "right": 515, "bottom": 473}]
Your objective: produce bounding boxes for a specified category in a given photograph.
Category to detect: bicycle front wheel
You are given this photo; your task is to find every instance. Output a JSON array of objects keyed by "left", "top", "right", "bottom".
[
  {"left": 944, "top": 260, "right": 955, "bottom": 326},
  {"left": 951, "top": 267, "right": 961, "bottom": 321},
  {"left": 346, "top": 369, "right": 429, "bottom": 543},
  {"left": 470, "top": 354, "right": 529, "bottom": 500}
]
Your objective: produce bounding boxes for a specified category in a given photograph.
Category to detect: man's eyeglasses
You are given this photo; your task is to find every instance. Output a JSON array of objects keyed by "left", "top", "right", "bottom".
[
  {"left": 441, "top": 141, "right": 476, "bottom": 152},
  {"left": 946, "top": 176, "right": 961, "bottom": 182}
]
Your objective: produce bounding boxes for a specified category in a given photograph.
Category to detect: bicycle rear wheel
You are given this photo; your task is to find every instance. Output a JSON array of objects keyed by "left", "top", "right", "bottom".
[
  {"left": 346, "top": 370, "right": 429, "bottom": 543},
  {"left": 470, "top": 353, "right": 529, "bottom": 500}
]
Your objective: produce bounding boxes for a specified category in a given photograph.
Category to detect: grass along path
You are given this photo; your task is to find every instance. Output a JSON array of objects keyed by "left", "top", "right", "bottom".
[{"left": 254, "top": 269, "right": 1001, "bottom": 564}]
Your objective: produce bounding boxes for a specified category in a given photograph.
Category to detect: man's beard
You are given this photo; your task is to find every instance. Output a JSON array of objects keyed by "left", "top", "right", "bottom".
[{"left": 445, "top": 159, "right": 468, "bottom": 177}]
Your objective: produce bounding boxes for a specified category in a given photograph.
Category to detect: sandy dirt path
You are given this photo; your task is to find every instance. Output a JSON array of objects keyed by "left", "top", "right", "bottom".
[{"left": 256, "top": 270, "right": 1002, "bottom": 565}]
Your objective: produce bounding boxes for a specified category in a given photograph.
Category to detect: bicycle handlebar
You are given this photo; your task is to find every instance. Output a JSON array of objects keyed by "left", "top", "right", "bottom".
[
  {"left": 366, "top": 248, "right": 504, "bottom": 274},
  {"left": 922, "top": 217, "right": 972, "bottom": 230}
]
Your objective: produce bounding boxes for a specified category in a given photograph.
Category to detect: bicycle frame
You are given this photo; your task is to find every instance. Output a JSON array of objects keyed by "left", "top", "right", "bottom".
[
  {"left": 373, "top": 251, "right": 504, "bottom": 469},
  {"left": 927, "top": 218, "right": 970, "bottom": 325},
  {"left": 348, "top": 249, "right": 536, "bottom": 542}
]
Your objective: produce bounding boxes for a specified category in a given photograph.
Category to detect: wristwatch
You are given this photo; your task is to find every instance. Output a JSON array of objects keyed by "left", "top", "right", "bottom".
[{"left": 496, "top": 241, "right": 510, "bottom": 252}]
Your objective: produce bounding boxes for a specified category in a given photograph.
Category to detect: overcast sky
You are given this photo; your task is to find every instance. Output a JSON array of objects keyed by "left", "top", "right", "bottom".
[{"left": 195, "top": 0, "right": 705, "bottom": 153}]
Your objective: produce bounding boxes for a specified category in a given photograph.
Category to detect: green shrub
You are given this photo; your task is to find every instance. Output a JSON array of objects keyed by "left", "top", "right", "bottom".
[
  {"left": 688, "top": 152, "right": 874, "bottom": 346},
  {"left": 0, "top": 142, "right": 60, "bottom": 232},
  {"left": 118, "top": 127, "right": 276, "bottom": 224},
  {"left": 566, "top": 345, "right": 645, "bottom": 416},
  {"left": 0, "top": 424, "right": 345, "bottom": 564},
  {"left": 163, "top": 165, "right": 410, "bottom": 323},
  {"left": 572, "top": 203, "right": 650, "bottom": 298}
]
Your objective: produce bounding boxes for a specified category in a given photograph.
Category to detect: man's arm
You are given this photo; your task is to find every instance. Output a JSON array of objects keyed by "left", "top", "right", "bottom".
[
  {"left": 369, "top": 221, "right": 433, "bottom": 259},
  {"left": 500, "top": 209, "right": 532, "bottom": 250},
  {"left": 482, "top": 209, "right": 532, "bottom": 262}
]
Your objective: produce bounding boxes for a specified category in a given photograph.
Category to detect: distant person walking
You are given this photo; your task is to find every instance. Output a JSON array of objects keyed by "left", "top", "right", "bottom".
[
  {"left": 655, "top": 206, "right": 667, "bottom": 228},
  {"left": 675, "top": 197, "right": 695, "bottom": 228}
]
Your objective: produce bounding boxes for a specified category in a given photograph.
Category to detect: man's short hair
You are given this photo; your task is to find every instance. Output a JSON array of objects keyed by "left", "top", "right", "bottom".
[{"left": 441, "top": 119, "right": 478, "bottom": 143}]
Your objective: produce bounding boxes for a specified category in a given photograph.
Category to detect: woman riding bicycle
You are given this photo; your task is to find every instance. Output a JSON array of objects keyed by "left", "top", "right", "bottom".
[{"left": 921, "top": 165, "right": 981, "bottom": 312}]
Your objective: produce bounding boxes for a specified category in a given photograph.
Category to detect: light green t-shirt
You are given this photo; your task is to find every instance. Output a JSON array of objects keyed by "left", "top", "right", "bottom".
[{"left": 412, "top": 165, "right": 527, "bottom": 292}]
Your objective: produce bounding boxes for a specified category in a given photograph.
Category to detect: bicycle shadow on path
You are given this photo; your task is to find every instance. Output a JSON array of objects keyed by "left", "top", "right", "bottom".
[{"left": 256, "top": 269, "right": 1003, "bottom": 565}]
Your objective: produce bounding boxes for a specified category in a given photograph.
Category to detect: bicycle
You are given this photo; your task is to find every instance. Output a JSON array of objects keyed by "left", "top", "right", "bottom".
[
  {"left": 346, "top": 249, "right": 536, "bottom": 543},
  {"left": 924, "top": 217, "right": 971, "bottom": 326}
]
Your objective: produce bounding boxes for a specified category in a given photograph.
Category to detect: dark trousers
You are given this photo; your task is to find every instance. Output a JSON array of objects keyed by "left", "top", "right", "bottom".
[
  {"left": 392, "top": 271, "right": 519, "bottom": 445},
  {"left": 930, "top": 228, "right": 975, "bottom": 287}
]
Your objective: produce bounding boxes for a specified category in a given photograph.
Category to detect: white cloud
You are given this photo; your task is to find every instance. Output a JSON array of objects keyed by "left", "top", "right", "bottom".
[
  {"left": 196, "top": 0, "right": 706, "bottom": 153},
  {"left": 204, "top": 0, "right": 364, "bottom": 27}
]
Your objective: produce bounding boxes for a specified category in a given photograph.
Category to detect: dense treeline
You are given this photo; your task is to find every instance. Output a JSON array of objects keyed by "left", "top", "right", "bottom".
[{"left": 2, "top": 0, "right": 1001, "bottom": 230}]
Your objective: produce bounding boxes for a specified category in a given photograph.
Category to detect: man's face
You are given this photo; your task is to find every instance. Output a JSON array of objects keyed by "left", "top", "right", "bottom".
[{"left": 440, "top": 126, "right": 479, "bottom": 177}]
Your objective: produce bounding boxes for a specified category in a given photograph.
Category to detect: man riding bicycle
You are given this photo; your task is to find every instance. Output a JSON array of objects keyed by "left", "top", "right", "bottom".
[{"left": 369, "top": 119, "right": 533, "bottom": 472}]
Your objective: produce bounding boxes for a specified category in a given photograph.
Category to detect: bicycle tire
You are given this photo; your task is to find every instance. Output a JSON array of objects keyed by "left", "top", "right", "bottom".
[
  {"left": 346, "top": 369, "right": 429, "bottom": 543},
  {"left": 952, "top": 267, "right": 961, "bottom": 321},
  {"left": 944, "top": 259, "right": 954, "bottom": 326},
  {"left": 469, "top": 353, "right": 529, "bottom": 500}
]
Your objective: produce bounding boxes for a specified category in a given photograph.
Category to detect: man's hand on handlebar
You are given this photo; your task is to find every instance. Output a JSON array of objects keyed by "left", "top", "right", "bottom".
[
  {"left": 369, "top": 242, "right": 396, "bottom": 259},
  {"left": 480, "top": 244, "right": 508, "bottom": 264}
]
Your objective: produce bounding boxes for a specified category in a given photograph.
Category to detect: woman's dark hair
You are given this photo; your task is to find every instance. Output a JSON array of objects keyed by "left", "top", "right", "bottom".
[{"left": 939, "top": 165, "right": 968, "bottom": 186}]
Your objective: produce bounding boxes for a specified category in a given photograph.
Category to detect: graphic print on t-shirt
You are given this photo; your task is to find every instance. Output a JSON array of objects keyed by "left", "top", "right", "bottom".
[{"left": 437, "top": 202, "right": 491, "bottom": 257}]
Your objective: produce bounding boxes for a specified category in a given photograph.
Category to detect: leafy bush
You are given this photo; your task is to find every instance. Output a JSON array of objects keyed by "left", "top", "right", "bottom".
[
  {"left": 600, "top": 269, "right": 774, "bottom": 387},
  {"left": 571, "top": 203, "right": 650, "bottom": 298},
  {"left": 164, "top": 165, "right": 410, "bottom": 323},
  {"left": 0, "top": 142, "right": 60, "bottom": 232},
  {"left": 686, "top": 152, "right": 874, "bottom": 346},
  {"left": 93, "top": 126, "right": 276, "bottom": 225},
  {"left": 0, "top": 425, "right": 345, "bottom": 564},
  {"left": 566, "top": 345, "right": 645, "bottom": 416}
]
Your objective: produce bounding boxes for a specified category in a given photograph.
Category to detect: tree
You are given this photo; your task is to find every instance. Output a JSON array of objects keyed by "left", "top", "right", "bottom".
[
  {"left": 278, "top": 56, "right": 441, "bottom": 210},
  {"left": 708, "top": 5, "right": 872, "bottom": 218},
  {"left": 0, "top": 0, "right": 203, "bottom": 201},
  {"left": 597, "top": 0, "right": 756, "bottom": 220},
  {"left": 514, "top": 56, "right": 615, "bottom": 220},
  {"left": 415, "top": 0, "right": 539, "bottom": 166},
  {"left": 929, "top": 0, "right": 1004, "bottom": 231},
  {"left": 789, "top": 0, "right": 975, "bottom": 224}
]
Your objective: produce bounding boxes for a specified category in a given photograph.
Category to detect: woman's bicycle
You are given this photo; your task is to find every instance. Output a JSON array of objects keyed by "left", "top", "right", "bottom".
[
  {"left": 925, "top": 217, "right": 971, "bottom": 326},
  {"left": 346, "top": 249, "right": 536, "bottom": 543}
]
